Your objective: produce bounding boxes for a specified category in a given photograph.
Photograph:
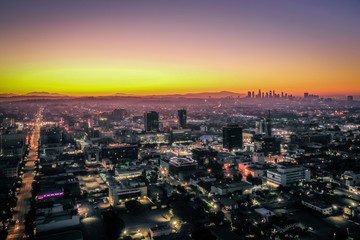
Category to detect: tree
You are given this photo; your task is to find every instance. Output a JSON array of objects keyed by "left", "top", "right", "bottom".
[
  {"left": 209, "top": 211, "right": 224, "bottom": 225},
  {"left": 0, "top": 229, "right": 8, "bottom": 240},
  {"left": 208, "top": 161, "right": 222, "bottom": 172},
  {"left": 214, "top": 173, "right": 224, "bottom": 181},
  {"left": 251, "top": 177, "right": 263, "bottom": 186},
  {"left": 234, "top": 173, "right": 243, "bottom": 181},
  {"left": 7, "top": 196, "right": 17, "bottom": 210},
  {"left": 223, "top": 177, "right": 232, "bottom": 183},
  {"left": 246, "top": 174, "right": 254, "bottom": 183},
  {"left": 176, "top": 185, "right": 187, "bottom": 194},
  {"left": 171, "top": 200, "right": 199, "bottom": 222},
  {"left": 191, "top": 224, "right": 217, "bottom": 240},
  {"left": 246, "top": 174, "right": 262, "bottom": 185}
]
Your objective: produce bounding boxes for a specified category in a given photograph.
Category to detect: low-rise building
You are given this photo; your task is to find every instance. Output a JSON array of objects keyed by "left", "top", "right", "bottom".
[
  {"left": 37, "top": 230, "right": 83, "bottom": 240},
  {"left": 254, "top": 207, "right": 275, "bottom": 222},
  {"left": 266, "top": 164, "right": 310, "bottom": 187},
  {"left": 342, "top": 171, "right": 360, "bottom": 187},
  {"left": 102, "top": 172, "right": 147, "bottom": 205},
  {"left": 36, "top": 212, "right": 80, "bottom": 236},
  {"left": 149, "top": 223, "right": 173, "bottom": 238},
  {"left": 219, "top": 198, "right": 239, "bottom": 211},
  {"left": 211, "top": 181, "right": 252, "bottom": 195},
  {"left": 301, "top": 198, "right": 333, "bottom": 215},
  {"left": 273, "top": 219, "right": 303, "bottom": 234},
  {"left": 161, "top": 156, "right": 198, "bottom": 180},
  {"left": 0, "top": 159, "right": 19, "bottom": 178}
]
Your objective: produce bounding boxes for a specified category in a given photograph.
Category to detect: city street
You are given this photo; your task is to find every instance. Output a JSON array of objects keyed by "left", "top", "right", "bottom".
[
  {"left": 334, "top": 188, "right": 360, "bottom": 202},
  {"left": 6, "top": 113, "right": 41, "bottom": 240}
]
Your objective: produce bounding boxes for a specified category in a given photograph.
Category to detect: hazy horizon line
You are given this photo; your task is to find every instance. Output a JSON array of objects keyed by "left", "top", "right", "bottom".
[{"left": 0, "top": 90, "right": 359, "bottom": 98}]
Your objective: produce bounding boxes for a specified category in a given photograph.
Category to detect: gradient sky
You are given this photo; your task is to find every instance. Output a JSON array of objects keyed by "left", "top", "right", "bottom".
[{"left": 1, "top": 0, "right": 360, "bottom": 96}]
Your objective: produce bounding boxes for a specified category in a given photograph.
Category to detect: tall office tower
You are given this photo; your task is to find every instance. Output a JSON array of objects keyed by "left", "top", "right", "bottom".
[
  {"left": 258, "top": 89, "right": 262, "bottom": 98},
  {"left": 178, "top": 109, "right": 187, "bottom": 129},
  {"left": 273, "top": 90, "right": 276, "bottom": 96},
  {"left": 255, "top": 119, "right": 267, "bottom": 135},
  {"left": 281, "top": 92, "right": 284, "bottom": 98},
  {"left": 304, "top": 92, "right": 309, "bottom": 98},
  {"left": 112, "top": 109, "right": 127, "bottom": 121},
  {"left": 248, "top": 91, "right": 251, "bottom": 98},
  {"left": 223, "top": 124, "right": 243, "bottom": 150},
  {"left": 266, "top": 92, "right": 269, "bottom": 98},
  {"left": 144, "top": 111, "right": 159, "bottom": 132},
  {"left": 266, "top": 110, "right": 272, "bottom": 137},
  {"left": 347, "top": 96, "right": 354, "bottom": 102},
  {"left": 252, "top": 91, "right": 255, "bottom": 98},
  {"left": 269, "top": 91, "right": 272, "bottom": 98}
]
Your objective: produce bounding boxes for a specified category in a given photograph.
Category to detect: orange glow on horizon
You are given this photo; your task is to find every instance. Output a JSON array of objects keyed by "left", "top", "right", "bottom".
[{"left": 1, "top": 2, "right": 359, "bottom": 96}]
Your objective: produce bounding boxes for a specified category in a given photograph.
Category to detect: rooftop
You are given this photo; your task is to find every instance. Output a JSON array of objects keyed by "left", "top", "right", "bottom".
[{"left": 169, "top": 157, "right": 197, "bottom": 167}]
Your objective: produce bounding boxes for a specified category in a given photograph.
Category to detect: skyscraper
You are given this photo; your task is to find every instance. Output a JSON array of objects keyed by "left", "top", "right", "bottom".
[
  {"left": 266, "top": 110, "right": 272, "bottom": 137},
  {"left": 178, "top": 109, "right": 187, "bottom": 129},
  {"left": 255, "top": 119, "right": 267, "bottom": 135},
  {"left": 223, "top": 124, "right": 243, "bottom": 150},
  {"left": 144, "top": 111, "right": 159, "bottom": 132},
  {"left": 112, "top": 109, "right": 127, "bottom": 121}
]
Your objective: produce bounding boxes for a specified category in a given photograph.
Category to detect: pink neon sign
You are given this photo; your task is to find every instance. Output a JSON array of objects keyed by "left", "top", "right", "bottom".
[{"left": 37, "top": 192, "right": 64, "bottom": 199}]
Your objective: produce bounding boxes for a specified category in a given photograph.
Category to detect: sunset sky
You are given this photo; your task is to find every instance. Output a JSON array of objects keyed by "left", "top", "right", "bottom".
[{"left": 1, "top": 0, "right": 360, "bottom": 96}]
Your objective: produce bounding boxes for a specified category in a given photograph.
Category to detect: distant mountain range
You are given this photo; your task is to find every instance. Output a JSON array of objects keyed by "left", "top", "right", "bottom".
[
  {"left": 112, "top": 91, "right": 245, "bottom": 98},
  {"left": 0, "top": 91, "right": 245, "bottom": 99},
  {"left": 25, "top": 92, "right": 68, "bottom": 96},
  {"left": 0, "top": 92, "right": 68, "bottom": 97}
]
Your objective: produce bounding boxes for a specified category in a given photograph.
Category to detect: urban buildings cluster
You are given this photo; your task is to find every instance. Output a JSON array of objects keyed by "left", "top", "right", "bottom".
[
  {"left": 0, "top": 94, "right": 360, "bottom": 240},
  {"left": 247, "top": 90, "right": 293, "bottom": 99}
]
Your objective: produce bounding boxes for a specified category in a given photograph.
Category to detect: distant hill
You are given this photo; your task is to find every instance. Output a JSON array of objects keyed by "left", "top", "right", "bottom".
[
  {"left": 0, "top": 93, "right": 17, "bottom": 97},
  {"left": 25, "top": 92, "right": 67, "bottom": 96},
  {"left": 111, "top": 91, "right": 245, "bottom": 99}
]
